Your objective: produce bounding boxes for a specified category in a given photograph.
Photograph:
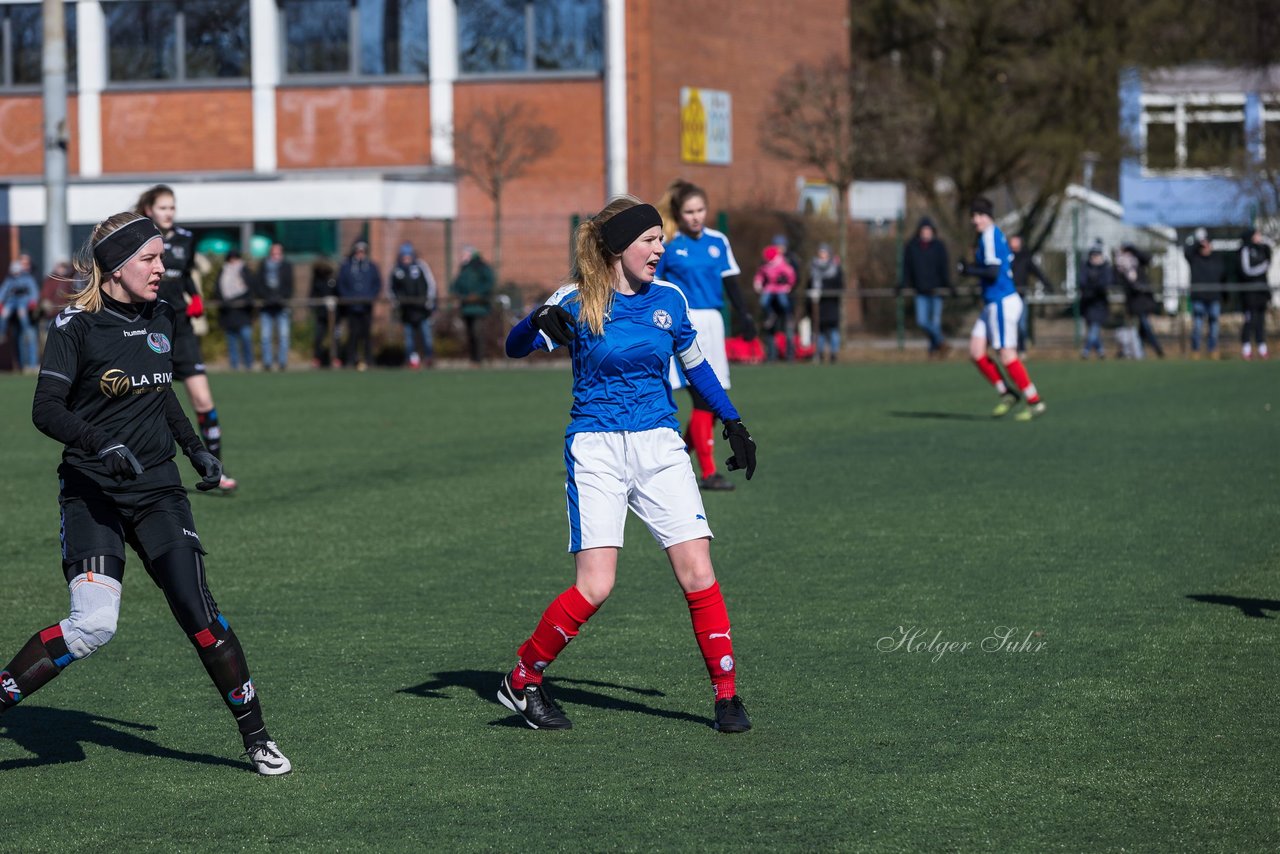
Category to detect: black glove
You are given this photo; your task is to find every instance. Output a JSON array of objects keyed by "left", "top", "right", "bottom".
[
  {"left": 738, "top": 313, "right": 758, "bottom": 341},
  {"left": 722, "top": 419, "right": 756, "bottom": 480},
  {"left": 98, "top": 442, "right": 144, "bottom": 479},
  {"left": 188, "top": 448, "right": 223, "bottom": 492},
  {"left": 531, "top": 304, "right": 576, "bottom": 346}
]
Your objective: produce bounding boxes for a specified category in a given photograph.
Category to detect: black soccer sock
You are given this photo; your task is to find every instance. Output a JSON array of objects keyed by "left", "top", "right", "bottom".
[
  {"left": 1, "top": 625, "right": 74, "bottom": 711},
  {"left": 189, "top": 615, "right": 269, "bottom": 748},
  {"left": 196, "top": 408, "right": 223, "bottom": 461}
]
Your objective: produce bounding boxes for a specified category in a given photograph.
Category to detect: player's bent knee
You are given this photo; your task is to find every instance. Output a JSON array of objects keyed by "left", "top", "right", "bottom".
[{"left": 59, "top": 571, "right": 123, "bottom": 659}]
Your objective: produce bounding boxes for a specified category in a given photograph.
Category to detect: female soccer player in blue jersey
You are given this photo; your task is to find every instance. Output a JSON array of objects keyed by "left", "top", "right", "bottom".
[
  {"left": 655, "top": 179, "right": 756, "bottom": 491},
  {"left": 498, "top": 196, "right": 757, "bottom": 733}
]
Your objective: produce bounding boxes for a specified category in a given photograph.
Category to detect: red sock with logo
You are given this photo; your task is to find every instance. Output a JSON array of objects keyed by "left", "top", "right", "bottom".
[
  {"left": 688, "top": 409, "right": 716, "bottom": 477},
  {"left": 1003, "top": 359, "right": 1040, "bottom": 404},
  {"left": 973, "top": 355, "right": 1009, "bottom": 394},
  {"left": 685, "top": 581, "right": 737, "bottom": 700},
  {"left": 513, "top": 586, "right": 599, "bottom": 689}
]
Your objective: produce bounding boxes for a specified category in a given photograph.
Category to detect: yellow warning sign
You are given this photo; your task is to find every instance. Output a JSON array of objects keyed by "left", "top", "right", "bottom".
[{"left": 680, "top": 87, "right": 731, "bottom": 165}]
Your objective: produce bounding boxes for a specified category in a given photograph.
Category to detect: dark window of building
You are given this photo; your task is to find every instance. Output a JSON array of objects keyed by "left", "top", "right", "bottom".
[
  {"left": 459, "top": 0, "right": 602, "bottom": 74},
  {"left": 3, "top": 3, "right": 78, "bottom": 88},
  {"left": 104, "top": 0, "right": 249, "bottom": 82},
  {"left": 1145, "top": 122, "right": 1177, "bottom": 170},
  {"left": 1185, "top": 118, "right": 1244, "bottom": 171},
  {"left": 283, "top": 0, "right": 428, "bottom": 77}
]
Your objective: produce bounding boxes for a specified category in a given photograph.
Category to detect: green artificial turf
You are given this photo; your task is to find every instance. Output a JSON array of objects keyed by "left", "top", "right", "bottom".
[{"left": 0, "top": 360, "right": 1276, "bottom": 851}]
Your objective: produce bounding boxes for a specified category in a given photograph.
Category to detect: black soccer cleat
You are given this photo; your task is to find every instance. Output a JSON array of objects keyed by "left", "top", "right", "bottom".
[
  {"left": 699, "top": 472, "right": 736, "bottom": 492},
  {"left": 713, "top": 695, "right": 752, "bottom": 733},
  {"left": 497, "top": 673, "right": 572, "bottom": 730}
]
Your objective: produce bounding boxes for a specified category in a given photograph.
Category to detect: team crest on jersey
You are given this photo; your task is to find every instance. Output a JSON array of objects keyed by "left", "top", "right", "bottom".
[
  {"left": 147, "top": 332, "right": 171, "bottom": 354},
  {"left": 652, "top": 309, "right": 672, "bottom": 329},
  {"left": 707, "top": 246, "right": 722, "bottom": 259},
  {"left": 100, "top": 369, "right": 132, "bottom": 398}
]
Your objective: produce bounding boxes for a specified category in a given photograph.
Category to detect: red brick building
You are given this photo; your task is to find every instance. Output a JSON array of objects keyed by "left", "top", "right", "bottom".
[{"left": 0, "top": 0, "right": 847, "bottom": 295}]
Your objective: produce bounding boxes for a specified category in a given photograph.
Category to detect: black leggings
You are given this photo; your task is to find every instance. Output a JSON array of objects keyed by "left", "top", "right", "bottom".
[{"left": 1241, "top": 296, "right": 1269, "bottom": 345}]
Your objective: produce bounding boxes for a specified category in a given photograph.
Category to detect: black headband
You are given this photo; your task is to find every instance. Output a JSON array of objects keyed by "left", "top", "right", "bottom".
[
  {"left": 92, "top": 217, "right": 162, "bottom": 274},
  {"left": 600, "top": 204, "right": 663, "bottom": 254}
]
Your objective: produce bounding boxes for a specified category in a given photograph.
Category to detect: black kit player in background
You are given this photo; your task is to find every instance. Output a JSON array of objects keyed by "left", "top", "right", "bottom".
[
  {"left": 0, "top": 212, "right": 291, "bottom": 776},
  {"left": 134, "top": 185, "right": 237, "bottom": 492}
]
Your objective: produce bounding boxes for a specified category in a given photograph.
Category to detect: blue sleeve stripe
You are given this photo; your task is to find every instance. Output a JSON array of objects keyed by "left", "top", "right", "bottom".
[
  {"left": 505, "top": 314, "right": 540, "bottom": 358},
  {"left": 683, "top": 360, "right": 740, "bottom": 422}
]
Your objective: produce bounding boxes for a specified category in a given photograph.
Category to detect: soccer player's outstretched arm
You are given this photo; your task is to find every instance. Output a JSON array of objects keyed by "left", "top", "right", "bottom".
[{"left": 31, "top": 373, "right": 109, "bottom": 455}]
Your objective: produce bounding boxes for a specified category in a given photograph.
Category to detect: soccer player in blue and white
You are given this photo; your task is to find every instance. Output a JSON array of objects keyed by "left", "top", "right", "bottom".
[
  {"left": 498, "top": 196, "right": 756, "bottom": 734},
  {"left": 960, "top": 197, "right": 1046, "bottom": 420},
  {"left": 654, "top": 179, "right": 756, "bottom": 491}
]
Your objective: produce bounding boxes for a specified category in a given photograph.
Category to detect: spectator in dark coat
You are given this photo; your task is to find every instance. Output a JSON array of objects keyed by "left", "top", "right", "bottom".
[
  {"left": 1184, "top": 228, "right": 1226, "bottom": 358},
  {"left": 1115, "top": 243, "right": 1164, "bottom": 359},
  {"left": 310, "top": 258, "right": 340, "bottom": 368},
  {"left": 1009, "top": 234, "right": 1053, "bottom": 353},
  {"left": 1238, "top": 228, "right": 1272, "bottom": 360},
  {"left": 337, "top": 240, "right": 382, "bottom": 371},
  {"left": 450, "top": 246, "right": 494, "bottom": 364},
  {"left": 807, "top": 243, "right": 844, "bottom": 363},
  {"left": 1077, "top": 240, "right": 1113, "bottom": 360},
  {"left": 253, "top": 241, "right": 294, "bottom": 371},
  {"left": 899, "top": 216, "right": 951, "bottom": 356},
  {"left": 390, "top": 242, "right": 438, "bottom": 369}
]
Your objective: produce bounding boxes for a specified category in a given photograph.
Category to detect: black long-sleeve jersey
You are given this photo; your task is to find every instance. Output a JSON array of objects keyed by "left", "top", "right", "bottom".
[
  {"left": 158, "top": 226, "right": 199, "bottom": 308},
  {"left": 34, "top": 295, "right": 202, "bottom": 478}
]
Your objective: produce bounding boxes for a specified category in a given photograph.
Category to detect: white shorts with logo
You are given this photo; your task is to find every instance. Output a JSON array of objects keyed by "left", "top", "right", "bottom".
[
  {"left": 565, "top": 428, "right": 713, "bottom": 552},
  {"left": 971, "top": 293, "right": 1023, "bottom": 350},
  {"left": 670, "top": 308, "right": 730, "bottom": 390}
]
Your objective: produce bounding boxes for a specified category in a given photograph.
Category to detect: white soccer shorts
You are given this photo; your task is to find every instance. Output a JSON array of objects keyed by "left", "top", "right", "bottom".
[
  {"left": 564, "top": 428, "right": 713, "bottom": 552},
  {"left": 670, "top": 308, "right": 730, "bottom": 390},
  {"left": 971, "top": 293, "right": 1023, "bottom": 350}
]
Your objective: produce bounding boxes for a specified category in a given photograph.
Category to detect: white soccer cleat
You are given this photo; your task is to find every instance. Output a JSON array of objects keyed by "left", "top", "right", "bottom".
[{"left": 244, "top": 740, "right": 292, "bottom": 776}]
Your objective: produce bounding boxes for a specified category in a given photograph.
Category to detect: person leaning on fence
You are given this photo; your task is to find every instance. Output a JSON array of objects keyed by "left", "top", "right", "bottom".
[
  {"left": 1238, "top": 228, "right": 1272, "bottom": 361},
  {"left": 253, "top": 242, "right": 294, "bottom": 371},
  {"left": 1077, "top": 240, "right": 1113, "bottom": 360},
  {"left": 451, "top": 246, "right": 494, "bottom": 365},
  {"left": 1008, "top": 234, "right": 1053, "bottom": 354},
  {"left": 899, "top": 216, "right": 952, "bottom": 358},
  {"left": 0, "top": 255, "right": 41, "bottom": 371},
  {"left": 807, "top": 243, "right": 844, "bottom": 364},
  {"left": 391, "top": 242, "right": 438, "bottom": 369},
  {"left": 1184, "top": 228, "right": 1226, "bottom": 359},
  {"left": 1115, "top": 243, "right": 1164, "bottom": 359},
  {"left": 310, "top": 258, "right": 340, "bottom": 368},
  {"left": 337, "top": 240, "right": 381, "bottom": 372}
]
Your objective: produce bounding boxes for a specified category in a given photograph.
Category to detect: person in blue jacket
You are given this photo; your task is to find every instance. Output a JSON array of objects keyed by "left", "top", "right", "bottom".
[
  {"left": 497, "top": 196, "right": 757, "bottom": 735},
  {"left": 337, "top": 240, "right": 381, "bottom": 371}
]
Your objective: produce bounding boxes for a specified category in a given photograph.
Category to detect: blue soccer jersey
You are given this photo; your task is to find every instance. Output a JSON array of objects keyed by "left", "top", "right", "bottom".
[
  {"left": 653, "top": 227, "right": 740, "bottom": 310},
  {"left": 535, "top": 280, "right": 702, "bottom": 434},
  {"left": 975, "top": 224, "right": 1017, "bottom": 304}
]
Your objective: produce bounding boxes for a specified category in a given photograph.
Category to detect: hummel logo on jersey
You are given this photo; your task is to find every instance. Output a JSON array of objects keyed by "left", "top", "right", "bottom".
[
  {"left": 55, "top": 307, "right": 83, "bottom": 328},
  {"left": 709, "top": 630, "right": 731, "bottom": 640},
  {"left": 123, "top": 329, "right": 148, "bottom": 337},
  {"left": 183, "top": 528, "right": 200, "bottom": 541}
]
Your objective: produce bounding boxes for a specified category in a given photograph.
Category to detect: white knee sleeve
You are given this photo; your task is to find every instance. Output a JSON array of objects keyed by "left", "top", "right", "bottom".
[{"left": 59, "top": 572, "right": 123, "bottom": 660}]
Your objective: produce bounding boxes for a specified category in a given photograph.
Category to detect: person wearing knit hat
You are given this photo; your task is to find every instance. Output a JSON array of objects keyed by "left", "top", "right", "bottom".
[
  {"left": 390, "top": 241, "right": 438, "bottom": 368},
  {"left": 957, "top": 197, "right": 1047, "bottom": 420}
]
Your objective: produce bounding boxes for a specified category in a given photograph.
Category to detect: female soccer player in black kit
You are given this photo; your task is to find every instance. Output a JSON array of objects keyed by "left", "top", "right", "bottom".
[
  {"left": 134, "top": 185, "right": 237, "bottom": 492},
  {"left": 0, "top": 213, "right": 290, "bottom": 775}
]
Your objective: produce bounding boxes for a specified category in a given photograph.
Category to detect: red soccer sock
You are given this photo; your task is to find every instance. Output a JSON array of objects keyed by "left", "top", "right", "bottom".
[
  {"left": 973, "top": 355, "right": 1009, "bottom": 395},
  {"left": 512, "top": 586, "right": 599, "bottom": 689},
  {"left": 1003, "top": 359, "right": 1041, "bottom": 404},
  {"left": 685, "top": 581, "right": 737, "bottom": 700},
  {"left": 688, "top": 409, "right": 716, "bottom": 477}
]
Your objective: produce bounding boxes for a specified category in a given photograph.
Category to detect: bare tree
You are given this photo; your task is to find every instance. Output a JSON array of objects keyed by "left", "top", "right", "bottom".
[
  {"left": 759, "top": 57, "right": 917, "bottom": 269},
  {"left": 452, "top": 100, "right": 559, "bottom": 281}
]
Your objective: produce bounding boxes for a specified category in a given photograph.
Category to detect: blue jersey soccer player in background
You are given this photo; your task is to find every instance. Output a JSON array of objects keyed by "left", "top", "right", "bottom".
[
  {"left": 959, "top": 197, "right": 1046, "bottom": 421},
  {"left": 500, "top": 196, "right": 757, "bottom": 734}
]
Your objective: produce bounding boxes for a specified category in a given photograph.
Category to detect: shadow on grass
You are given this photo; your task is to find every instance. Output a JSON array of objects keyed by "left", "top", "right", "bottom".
[
  {"left": 399, "top": 669, "right": 708, "bottom": 728},
  {"left": 0, "top": 706, "right": 245, "bottom": 771},
  {"left": 1186, "top": 594, "right": 1280, "bottom": 619},
  {"left": 888, "top": 410, "right": 990, "bottom": 421}
]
